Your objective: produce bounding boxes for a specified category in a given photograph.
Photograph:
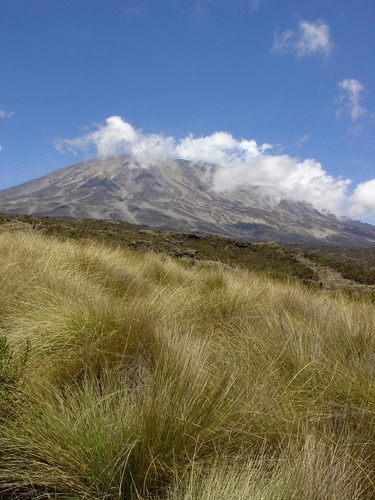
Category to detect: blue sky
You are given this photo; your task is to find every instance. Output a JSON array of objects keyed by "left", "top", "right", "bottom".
[{"left": 1, "top": 0, "right": 374, "bottom": 222}]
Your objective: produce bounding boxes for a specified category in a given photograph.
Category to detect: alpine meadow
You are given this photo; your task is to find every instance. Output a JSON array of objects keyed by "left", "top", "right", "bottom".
[
  {"left": 1, "top": 225, "right": 375, "bottom": 498},
  {"left": 2, "top": 1, "right": 375, "bottom": 497}
]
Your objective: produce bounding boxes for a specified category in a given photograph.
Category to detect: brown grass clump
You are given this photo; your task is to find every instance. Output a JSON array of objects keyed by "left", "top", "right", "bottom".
[{"left": 0, "top": 230, "right": 374, "bottom": 498}]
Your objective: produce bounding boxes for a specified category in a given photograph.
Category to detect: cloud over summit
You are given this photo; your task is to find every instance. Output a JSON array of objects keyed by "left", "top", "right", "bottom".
[
  {"left": 349, "top": 180, "right": 375, "bottom": 220},
  {"left": 55, "top": 116, "right": 375, "bottom": 222}
]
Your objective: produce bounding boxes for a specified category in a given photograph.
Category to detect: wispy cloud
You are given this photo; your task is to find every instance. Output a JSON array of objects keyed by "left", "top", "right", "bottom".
[
  {"left": 0, "top": 108, "right": 15, "bottom": 119},
  {"left": 0, "top": 109, "right": 15, "bottom": 153},
  {"left": 298, "top": 133, "right": 311, "bottom": 147},
  {"left": 196, "top": 0, "right": 262, "bottom": 17},
  {"left": 122, "top": 0, "right": 146, "bottom": 16},
  {"left": 249, "top": 0, "right": 262, "bottom": 11},
  {"left": 336, "top": 78, "right": 367, "bottom": 122},
  {"left": 194, "top": 0, "right": 213, "bottom": 21},
  {"left": 55, "top": 116, "right": 375, "bottom": 221},
  {"left": 273, "top": 19, "right": 334, "bottom": 59}
]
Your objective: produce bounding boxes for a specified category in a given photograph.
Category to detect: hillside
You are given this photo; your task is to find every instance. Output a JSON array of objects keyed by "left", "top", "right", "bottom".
[
  {"left": 1, "top": 212, "right": 375, "bottom": 294},
  {"left": 1, "top": 156, "right": 375, "bottom": 246},
  {"left": 1, "top": 226, "right": 375, "bottom": 498}
]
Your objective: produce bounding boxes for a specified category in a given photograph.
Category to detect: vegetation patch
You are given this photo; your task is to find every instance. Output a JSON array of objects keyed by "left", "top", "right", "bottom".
[
  {"left": 0, "top": 229, "right": 374, "bottom": 498},
  {"left": 303, "top": 251, "right": 375, "bottom": 285},
  {"left": 2, "top": 213, "right": 374, "bottom": 292}
]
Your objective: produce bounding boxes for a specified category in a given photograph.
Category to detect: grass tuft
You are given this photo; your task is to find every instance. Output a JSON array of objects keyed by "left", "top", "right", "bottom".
[{"left": 0, "top": 230, "right": 374, "bottom": 498}]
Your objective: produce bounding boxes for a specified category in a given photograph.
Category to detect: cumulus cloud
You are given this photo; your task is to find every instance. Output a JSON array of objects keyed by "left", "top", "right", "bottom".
[
  {"left": 55, "top": 116, "right": 375, "bottom": 221},
  {"left": 336, "top": 78, "right": 367, "bottom": 122},
  {"left": 55, "top": 116, "right": 140, "bottom": 157},
  {"left": 273, "top": 19, "right": 334, "bottom": 58},
  {"left": 348, "top": 179, "right": 375, "bottom": 220},
  {"left": 0, "top": 108, "right": 15, "bottom": 119},
  {"left": 213, "top": 155, "right": 350, "bottom": 214},
  {"left": 176, "top": 132, "right": 271, "bottom": 165},
  {"left": 54, "top": 116, "right": 271, "bottom": 165}
]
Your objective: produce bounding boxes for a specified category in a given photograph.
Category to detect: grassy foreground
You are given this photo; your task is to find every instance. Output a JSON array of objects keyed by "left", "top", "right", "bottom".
[{"left": 0, "top": 230, "right": 374, "bottom": 498}]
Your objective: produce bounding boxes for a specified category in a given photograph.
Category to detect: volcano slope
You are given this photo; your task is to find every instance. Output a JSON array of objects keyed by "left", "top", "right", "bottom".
[{"left": 1, "top": 155, "right": 375, "bottom": 247}]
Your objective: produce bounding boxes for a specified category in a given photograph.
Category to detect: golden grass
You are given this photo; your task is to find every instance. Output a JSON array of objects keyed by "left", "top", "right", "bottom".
[{"left": 0, "top": 230, "right": 374, "bottom": 498}]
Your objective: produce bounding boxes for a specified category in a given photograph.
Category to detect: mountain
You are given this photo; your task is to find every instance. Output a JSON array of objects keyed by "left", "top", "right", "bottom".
[{"left": 1, "top": 155, "right": 375, "bottom": 246}]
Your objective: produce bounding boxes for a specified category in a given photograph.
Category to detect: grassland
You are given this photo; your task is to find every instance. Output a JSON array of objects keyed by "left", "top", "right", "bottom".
[
  {"left": 2, "top": 213, "right": 375, "bottom": 294},
  {"left": 0, "top": 212, "right": 319, "bottom": 284},
  {"left": 1, "top": 226, "right": 375, "bottom": 498}
]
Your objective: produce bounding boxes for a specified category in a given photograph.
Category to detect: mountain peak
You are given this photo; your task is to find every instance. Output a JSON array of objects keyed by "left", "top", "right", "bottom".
[{"left": 1, "top": 155, "right": 375, "bottom": 247}]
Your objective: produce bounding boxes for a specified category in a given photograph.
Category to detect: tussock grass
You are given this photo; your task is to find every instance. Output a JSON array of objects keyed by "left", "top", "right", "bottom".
[
  {"left": 0, "top": 230, "right": 374, "bottom": 498},
  {"left": 164, "top": 439, "right": 367, "bottom": 500}
]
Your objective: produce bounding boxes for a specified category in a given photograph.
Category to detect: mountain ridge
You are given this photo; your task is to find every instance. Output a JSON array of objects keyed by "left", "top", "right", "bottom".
[{"left": 1, "top": 155, "right": 375, "bottom": 247}]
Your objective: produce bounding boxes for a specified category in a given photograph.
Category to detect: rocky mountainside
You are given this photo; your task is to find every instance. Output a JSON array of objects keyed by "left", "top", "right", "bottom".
[{"left": 1, "top": 155, "right": 375, "bottom": 246}]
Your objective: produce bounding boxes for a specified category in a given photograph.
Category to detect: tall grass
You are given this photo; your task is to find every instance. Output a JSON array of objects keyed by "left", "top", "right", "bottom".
[{"left": 0, "top": 230, "right": 374, "bottom": 498}]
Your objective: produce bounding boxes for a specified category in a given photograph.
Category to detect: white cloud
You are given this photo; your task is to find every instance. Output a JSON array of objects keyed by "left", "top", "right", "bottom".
[
  {"left": 213, "top": 155, "right": 350, "bottom": 214},
  {"left": 348, "top": 179, "right": 375, "bottom": 220},
  {"left": 55, "top": 116, "right": 140, "bottom": 157},
  {"left": 336, "top": 78, "right": 367, "bottom": 122},
  {"left": 176, "top": 131, "right": 271, "bottom": 165},
  {"left": 273, "top": 19, "right": 334, "bottom": 58},
  {"left": 0, "top": 108, "right": 15, "bottom": 119},
  {"left": 55, "top": 117, "right": 272, "bottom": 166},
  {"left": 55, "top": 116, "right": 375, "bottom": 221}
]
